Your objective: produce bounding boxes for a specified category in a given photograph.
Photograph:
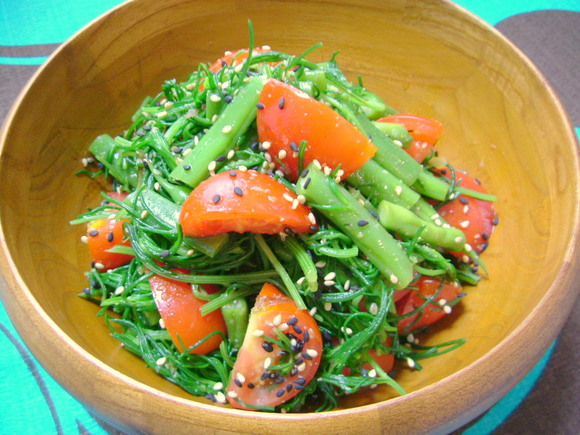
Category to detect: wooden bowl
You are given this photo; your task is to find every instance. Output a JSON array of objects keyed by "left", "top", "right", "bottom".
[{"left": 0, "top": 0, "right": 578, "bottom": 433}]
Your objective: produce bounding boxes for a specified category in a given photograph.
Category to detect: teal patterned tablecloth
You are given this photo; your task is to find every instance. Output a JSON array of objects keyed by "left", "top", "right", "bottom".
[{"left": 0, "top": 1, "right": 578, "bottom": 434}]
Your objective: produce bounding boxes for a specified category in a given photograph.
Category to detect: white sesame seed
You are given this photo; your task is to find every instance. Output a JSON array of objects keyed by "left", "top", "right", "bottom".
[
  {"left": 324, "top": 302, "right": 332, "bottom": 311},
  {"left": 324, "top": 272, "right": 336, "bottom": 281},
  {"left": 154, "top": 182, "right": 161, "bottom": 191},
  {"left": 211, "top": 114, "right": 219, "bottom": 123},
  {"left": 227, "top": 390, "right": 238, "bottom": 399},
  {"left": 114, "top": 286, "right": 125, "bottom": 296},
  {"left": 164, "top": 101, "right": 174, "bottom": 109},
  {"left": 221, "top": 125, "right": 233, "bottom": 134},
  {"left": 345, "top": 327, "right": 353, "bottom": 335},
  {"left": 264, "top": 357, "right": 272, "bottom": 369},
  {"left": 210, "top": 94, "right": 221, "bottom": 103},
  {"left": 462, "top": 254, "right": 470, "bottom": 263},
  {"left": 296, "top": 277, "right": 305, "bottom": 285},
  {"left": 252, "top": 329, "right": 264, "bottom": 337},
  {"left": 236, "top": 372, "right": 246, "bottom": 383},
  {"left": 292, "top": 198, "right": 299, "bottom": 210},
  {"left": 283, "top": 193, "right": 294, "bottom": 202},
  {"left": 434, "top": 219, "right": 443, "bottom": 226},
  {"left": 324, "top": 280, "right": 335, "bottom": 287},
  {"left": 393, "top": 139, "right": 403, "bottom": 147},
  {"left": 186, "top": 249, "right": 195, "bottom": 256},
  {"left": 94, "top": 262, "right": 105, "bottom": 270},
  {"left": 369, "top": 303, "right": 379, "bottom": 315},
  {"left": 278, "top": 149, "right": 287, "bottom": 159},
  {"left": 221, "top": 80, "right": 230, "bottom": 90},
  {"left": 368, "top": 369, "right": 377, "bottom": 378},
  {"left": 156, "top": 356, "right": 167, "bottom": 366},
  {"left": 227, "top": 149, "right": 235, "bottom": 159},
  {"left": 183, "top": 148, "right": 193, "bottom": 156},
  {"left": 141, "top": 210, "right": 149, "bottom": 219},
  {"left": 323, "top": 165, "right": 332, "bottom": 176},
  {"left": 186, "top": 83, "right": 196, "bottom": 90},
  {"left": 157, "top": 110, "right": 168, "bottom": 119},
  {"left": 438, "top": 298, "right": 448, "bottom": 306},
  {"left": 279, "top": 323, "right": 289, "bottom": 331},
  {"left": 390, "top": 274, "right": 399, "bottom": 284},
  {"left": 296, "top": 194, "right": 306, "bottom": 204},
  {"left": 308, "top": 213, "right": 317, "bottom": 225},
  {"left": 264, "top": 152, "right": 272, "bottom": 163},
  {"left": 313, "top": 159, "right": 322, "bottom": 170},
  {"left": 261, "top": 141, "right": 271, "bottom": 150},
  {"left": 395, "top": 185, "right": 403, "bottom": 196},
  {"left": 460, "top": 220, "right": 470, "bottom": 228},
  {"left": 215, "top": 392, "right": 227, "bottom": 404},
  {"left": 159, "top": 318, "right": 165, "bottom": 329},
  {"left": 344, "top": 280, "right": 351, "bottom": 291},
  {"left": 407, "top": 333, "right": 415, "bottom": 343},
  {"left": 80, "top": 235, "right": 88, "bottom": 244},
  {"left": 306, "top": 349, "right": 319, "bottom": 358},
  {"left": 297, "top": 362, "right": 307, "bottom": 372},
  {"left": 443, "top": 305, "right": 452, "bottom": 314},
  {"left": 454, "top": 236, "right": 463, "bottom": 243},
  {"left": 309, "top": 307, "right": 318, "bottom": 316},
  {"left": 463, "top": 205, "right": 469, "bottom": 214},
  {"left": 213, "top": 382, "right": 224, "bottom": 390},
  {"left": 238, "top": 165, "right": 248, "bottom": 172},
  {"left": 406, "top": 357, "right": 416, "bottom": 368},
  {"left": 464, "top": 243, "right": 473, "bottom": 252},
  {"left": 273, "top": 314, "right": 282, "bottom": 326},
  {"left": 207, "top": 160, "right": 217, "bottom": 172},
  {"left": 315, "top": 261, "right": 326, "bottom": 268}
]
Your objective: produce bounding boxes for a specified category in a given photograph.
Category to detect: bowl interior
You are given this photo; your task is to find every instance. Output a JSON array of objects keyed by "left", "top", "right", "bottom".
[{"left": 0, "top": 0, "right": 578, "bottom": 433}]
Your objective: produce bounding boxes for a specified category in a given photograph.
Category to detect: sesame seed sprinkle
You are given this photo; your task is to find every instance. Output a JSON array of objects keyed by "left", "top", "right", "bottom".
[
  {"left": 213, "top": 194, "right": 221, "bottom": 204},
  {"left": 213, "top": 382, "right": 224, "bottom": 390},
  {"left": 390, "top": 274, "right": 399, "bottom": 284},
  {"left": 459, "top": 220, "right": 470, "bottom": 228},
  {"left": 221, "top": 125, "right": 233, "bottom": 134},
  {"left": 264, "top": 357, "right": 272, "bottom": 369},
  {"left": 156, "top": 357, "right": 167, "bottom": 366},
  {"left": 252, "top": 329, "right": 264, "bottom": 337},
  {"left": 80, "top": 235, "right": 88, "bottom": 244},
  {"left": 227, "top": 149, "right": 235, "bottom": 159},
  {"left": 273, "top": 314, "right": 282, "bottom": 326},
  {"left": 324, "top": 302, "right": 332, "bottom": 311},
  {"left": 234, "top": 186, "right": 243, "bottom": 196}
]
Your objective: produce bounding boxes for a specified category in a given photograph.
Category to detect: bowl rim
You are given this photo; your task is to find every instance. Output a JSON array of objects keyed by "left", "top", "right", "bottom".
[{"left": 0, "top": 0, "right": 579, "bottom": 431}]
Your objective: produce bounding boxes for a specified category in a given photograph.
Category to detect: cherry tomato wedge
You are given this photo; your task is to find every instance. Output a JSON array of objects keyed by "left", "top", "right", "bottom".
[
  {"left": 378, "top": 114, "right": 443, "bottom": 163},
  {"left": 257, "top": 78, "right": 377, "bottom": 181},
  {"left": 396, "top": 276, "right": 462, "bottom": 333},
  {"left": 366, "top": 337, "right": 395, "bottom": 374},
  {"left": 179, "top": 169, "right": 316, "bottom": 237},
  {"left": 86, "top": 192, "right": 132, "bottom": 271},
  {"left": 149, "top": 274, "right": 226, "bottom": 355},
  {"left": 209, "top": 47, "right": 271, "bottom": 73},
  {"left": 226, "top": 283, "right": 323, "bottom": 410},
  {"left": 437, "top": 169, "right": 496, "bottom": 257}
]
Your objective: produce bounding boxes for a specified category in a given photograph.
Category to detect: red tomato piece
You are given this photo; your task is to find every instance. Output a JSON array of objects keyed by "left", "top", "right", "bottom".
[
  {"left": 86, "top": 192, "right": 132, "bottom": 271},
  {"left": 149, "top": 274, "right": 226, "bottom": 355},
  {"left": 226, "top": 283, "right": 323, "bottom": 410},
  {"left": 257, "top": 78, "right": 377, "bottom": 181},
  {"left": 366, "top": 337, "right": 395, "bottom": 374},
  {"left": 179, "top": 169, "right": 316, "bottom": 237},
  {"left": 437, "top": 169, "right": 496, "bottom": 257},
  {"left": 396, "top": 276, "right": 462, "bottom": 333},
  {"left": 209, "top": 47, "right": 271, "bottom": 73},
  {"left": 378, "top": 114, "right": 443, "bottom": 163}
]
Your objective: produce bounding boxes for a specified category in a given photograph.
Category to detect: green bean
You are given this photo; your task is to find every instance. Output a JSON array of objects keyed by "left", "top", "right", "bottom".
[
  {"left": 372, "top": 121, "right": 413, "bottom": 147},
  {"left": 296, "top": 164, "right": 413, "bottom": 289},
  {"left": 170, "top": 77, "right": 265, "bottom": 188},
  {"left": 347, "top": 160, "right": 420, "bottom": 209},
  {"left": 378, "top": 200, "right": 466, "bottom": 251},
  {"left": 220, "top": 297, "right": 249, "bottom": 349}
]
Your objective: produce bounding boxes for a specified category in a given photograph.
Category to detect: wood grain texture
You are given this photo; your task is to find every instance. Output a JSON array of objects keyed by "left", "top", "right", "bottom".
[{"left": 0, "top": 0, "right": 578, "bottom": 433}]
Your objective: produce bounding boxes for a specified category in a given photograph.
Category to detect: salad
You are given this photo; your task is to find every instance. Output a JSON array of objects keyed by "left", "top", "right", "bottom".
[{"left": 73, "top": 40, "right": 497, "bottom": 412}]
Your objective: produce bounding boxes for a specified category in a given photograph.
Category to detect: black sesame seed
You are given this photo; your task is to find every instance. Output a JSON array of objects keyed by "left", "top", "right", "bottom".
[
  {"left": 142, "top": 125, "right": 152, "bottom": 131},
  {"left": 309, "top": 225, "right": 317, "bottom": 232},
  {"left": 286, "top": 333, "right": 297, "bottom": 340},
  {"left": 274, "top": 377, "right": 285, "bottom": 384},
  {"left": 482, "top": 232, "right": 490, "bottom": 241},
  {"left": 459, "top": 197, "right": 469, "bottom": 205},
  {"left": 290, "top": 367, "right": 298, "bottom": 376},
  {"left": 173, "top": 146, "right": 183, "bottom": 154},
  {"left": 234, "top": 186, "right": 243, "bottom": 196},
  {"left": 480, "top": 242, "right": 489, "bottom": 251},
  {"left": 82, "top": 287, "right": 91, "bottom": 295},
  {"left": 457, "top": 292, "right": 468, "bottom": 298},
  {"left": 368, "top": 209, "right": 379, "bottom": 219},
  {"left": 302, "top": 352, "right": 313, "bottom": 361},
  {"left": 250, "top": 141, "right": 260, "bottom": 152},
  {"left": 224, "top": 95, "right": 233, "bottom": 103},
  {"left": 216, "top": 154, "right": 226, "bottom": 162},
  {"left": 287, "top": 317, "right": 298, "bottom": 326},
  {"left": 229, "top": 170, "right": 237, "bottom": 177},
  {"left": 350, "top": 285, "right": 360, "bottom": 291},
  {"left": 290, "top": 142, "right": 299, "bottom": 152},
  {"left": 160, "top": 249, "right": 171, "bottom": 258},
  {"left": 292, "top": 325, "right": 303, "bottom": 334},
  {"left": 234, "top": 379, "right": 243, "bottom": 388},
  {"left": 303, "top": 331, "right": 310, "bottom": 343},
  {"left": 278, "top": 97, "right": 285, "bottom": 109},
  {"left": 303, "top": 177, "right": 311, "bottom": 189},
  {"left": 295, "top": 384, "right": 306, "bottom": 390},
  {"left": 262, "top": 342, "right": 274, "bottom": 352},
  {"left": 256, "top": 102, "right": 265, "bottom": 109},
  {"left": 279, "top": 350, "right": 289, "bottom": 357},
  {"left": 295, "top": 377, "right": 306, "bottom": 385},
  {"left": 88, "top": 230, "right": 99, "bottom": 237},
  {"left": 213, "top": 194, "right": 221, "bottom": 204},
  {"left": 357, "top": 219, "right": 369, "bottom": 227},
  {"left": 260, "top": 372, "right": 270, "bottom": 381},
  {"left": 284, "top": 227, "right": 296, "bottom": 236},
  {"left": 135, "top": 129, "right": 146, "bottom": 137},
  {"left": 184, "top": 164, "right": 191, "bottom": 170},
  {"left": 295, "top": 357, "right": 304, "bottom": 366},
  {"left": 474, "top": 178, "right": 482, "bottom": 185},
  {"left": 205, "top": 393, "right": 217, "bottom": 402},
  {"left": 106, "top": 232, "right": 114, "bottom": 242},
  {"left": 247, "top": 383, "right": 255, "bottom": 389},
  {"left": 269, "top": 372, "right": 280, "bottom": 379},
  {"left": 286, "top": 384, "right": 293, "bottom": 392},
  {"left": 493, "top": 216, "right": 500, "bottom": 226},
  {"left": 300, "top": 168, "right": 309, "bottom": 179},
  {"left": 440, "top": 169, "right": 447, "bottom": 174},
  {"left": 276, "top": 389, "right": 285, "bottom": 398},
  {"left": 361, "top": 368, "right": 369, "bottom": 377}
]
